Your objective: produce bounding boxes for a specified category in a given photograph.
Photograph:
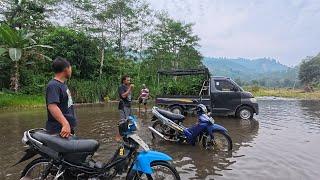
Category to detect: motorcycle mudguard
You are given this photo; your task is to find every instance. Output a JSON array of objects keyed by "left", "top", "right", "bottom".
[
  {"left": 207, "top": 124, "right": 228, "bottom": 134},
  {"left": 12, "top": 148, "right": 38, "bottom": 166},
  {"left": 132, "top": 150, "right": 172, "bottom": 174}
]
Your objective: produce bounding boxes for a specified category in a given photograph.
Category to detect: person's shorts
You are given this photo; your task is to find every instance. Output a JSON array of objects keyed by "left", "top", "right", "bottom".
[
  {"left": 139, "top": 98, "right": 147, "bottom": 105},
  {"left": 119, "top": 106, "right": 132, "bottom": 122}
]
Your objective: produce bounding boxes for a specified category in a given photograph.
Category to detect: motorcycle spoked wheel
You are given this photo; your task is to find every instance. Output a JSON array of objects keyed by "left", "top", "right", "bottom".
[
  {"left": 202, "top": 131, "right": 233, "bottom": 151},
  {"left": 128, "top": 161, "right": 181, "bottom": 180},
  {"left": 151, "top": 120, "right": 179, "bottom": 141},
  {"left": 20, "top": 158, "right": 62, "bottom": 180}
]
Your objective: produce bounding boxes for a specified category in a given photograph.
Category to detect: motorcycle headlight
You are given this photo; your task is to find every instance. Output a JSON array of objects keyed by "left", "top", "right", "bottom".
[{"left": 250, "top": 98, "right": 257, "bottom": 103}]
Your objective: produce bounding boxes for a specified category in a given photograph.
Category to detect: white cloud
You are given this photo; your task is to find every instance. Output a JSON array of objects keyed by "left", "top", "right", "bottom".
[{"left": 148, "top": 0, "right": 320, "bottom": 66}]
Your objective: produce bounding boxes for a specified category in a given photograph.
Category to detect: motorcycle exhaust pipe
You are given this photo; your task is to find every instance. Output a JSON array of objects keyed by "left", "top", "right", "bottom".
[
  {"left": 148, "top": 127, "right": 179, "bottom": 142},
  {"left": 149, "top": 126, "right": 165, "bottom": 139}
]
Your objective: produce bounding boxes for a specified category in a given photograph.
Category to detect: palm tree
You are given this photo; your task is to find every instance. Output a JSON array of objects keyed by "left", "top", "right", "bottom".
[{"left": 0, "top": 24, "right": 52, "bottom": 92}]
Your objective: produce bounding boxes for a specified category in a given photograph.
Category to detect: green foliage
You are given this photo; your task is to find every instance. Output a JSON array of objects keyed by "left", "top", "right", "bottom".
[
  {"left": 147, "top": 14, "right": 202, "bottom": 69},
  {"left": 0, "top": 24, "right": 52, "bottom": 92},
  {"left": 0, "top": 0, "right": 51, "bottom": 35},
  {"left": 40, "top": 27, "right": 100, "bottom": 79},
  {"left": 0, "top": 0, "right": 204, "bottom": 106},
  {"left": 299, "top": 55, "right": 320, "bottom": 85},
  {"left": 67, "top": 79, "right": 109, "bottom": 103}
]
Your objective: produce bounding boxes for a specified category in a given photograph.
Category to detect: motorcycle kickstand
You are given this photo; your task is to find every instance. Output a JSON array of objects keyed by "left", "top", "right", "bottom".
[{"left": 54, "top": 165, "right": 65, "bottom": 180}]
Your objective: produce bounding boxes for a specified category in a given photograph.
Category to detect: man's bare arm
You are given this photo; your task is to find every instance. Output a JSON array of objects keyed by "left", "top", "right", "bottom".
[
  {"left": 48, "top": 104, "right": 71, "bottom": 138},
  {"left": 121, "top": 85, "right": 133, "bottom": 98}
]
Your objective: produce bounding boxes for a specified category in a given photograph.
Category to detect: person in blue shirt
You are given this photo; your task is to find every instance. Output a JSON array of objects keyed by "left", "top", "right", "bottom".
[{"left": 45, "top": 57, "right": 76, "bottom": 138}]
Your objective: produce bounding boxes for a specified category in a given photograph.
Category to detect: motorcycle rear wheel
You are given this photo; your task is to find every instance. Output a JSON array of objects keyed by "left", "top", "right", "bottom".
[
  {"left": 151, "top": 120, "right": 177, "bottom": 140},
  {"left": 202, "top": 131, "right": 233, "bottom": 151},
  {"left": 128, "top": 161, "right": 181, "bottom": 180},
  {"left": 20, "top": 158, "right": 62, "bottom": 180}
]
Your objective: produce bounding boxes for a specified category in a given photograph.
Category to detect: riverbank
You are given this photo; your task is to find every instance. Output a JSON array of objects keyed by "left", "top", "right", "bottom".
[
  {"left": 0, "top": 92, "right": 45, "bottom": 109},
  {"left": 246, "top": 87, "right": 320, "bottom": 99},
  {"left": 1, "top": 88, "right": 320, "bottom": 109}
]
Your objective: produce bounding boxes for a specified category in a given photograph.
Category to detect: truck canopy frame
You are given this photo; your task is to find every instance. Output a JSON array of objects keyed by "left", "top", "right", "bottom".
[
  {"left": 157, "top": 68, "right": 210, "bottom": 77},
  {"left": 157, "top": 68, "right": 211, "bottom": 96}
]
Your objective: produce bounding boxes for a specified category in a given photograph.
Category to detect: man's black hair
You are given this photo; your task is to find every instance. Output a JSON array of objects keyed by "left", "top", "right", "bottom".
[
  {"left": 121, "top": 75, "right": 130, "bottom": 84},
  {"left": 52, "top": 57, "right": 70, "bottom": 73}
]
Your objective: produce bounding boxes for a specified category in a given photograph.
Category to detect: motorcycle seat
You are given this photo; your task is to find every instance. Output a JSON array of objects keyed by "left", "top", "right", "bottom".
[
  {"left": 32, "top": 130, "right": 99, "bottom": 153},
  {"left": 157, "top": 108, "right": 185, "bottom": 121}
]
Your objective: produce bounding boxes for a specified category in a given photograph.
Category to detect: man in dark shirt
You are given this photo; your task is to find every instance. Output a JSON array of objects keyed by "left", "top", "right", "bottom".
[
  {"left": 46, "top": 57, "right": 76, "bottom": 138},
  {"left": 116, "top": 75, "right": 134, "bottom": 140},
  {"left": 118, "top": 75, "right": 134, "bottom": 121}
]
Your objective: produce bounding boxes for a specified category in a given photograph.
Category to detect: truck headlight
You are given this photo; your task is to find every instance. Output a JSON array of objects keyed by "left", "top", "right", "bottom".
[{"left": 250, "top": 98, "right": 257, "bottom": 103}]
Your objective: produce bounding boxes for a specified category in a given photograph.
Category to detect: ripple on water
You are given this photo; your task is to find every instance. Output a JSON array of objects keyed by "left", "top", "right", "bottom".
[{"left": 0, "top": 100, "right": 320, "bottom": 179}]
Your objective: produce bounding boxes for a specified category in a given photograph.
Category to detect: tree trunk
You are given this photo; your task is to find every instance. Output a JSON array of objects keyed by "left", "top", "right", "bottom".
[
  {"left": 99, "top": 48, "right": 105, "bottom": 77},
  {"left": 10, "top": 61, "right": 19, "bottom": 92},
  {"left": 99, "top": 25, "right": 105, "bottom": 77},
  {"left": 119, "top": 14, "right": 122, "bottom": 57}
]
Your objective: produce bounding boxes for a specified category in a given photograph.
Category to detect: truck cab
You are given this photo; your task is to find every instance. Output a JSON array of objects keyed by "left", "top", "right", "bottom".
[
  {"left": 209, "top": 76, "right": 259, "bottom": 119},
  {"left": 155, "top": 68, "right": 259, "bottom": 120}
]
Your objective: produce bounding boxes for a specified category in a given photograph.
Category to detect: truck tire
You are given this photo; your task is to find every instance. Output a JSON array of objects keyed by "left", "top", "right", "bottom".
[
  {"left": 170, "top": 105, "right": 183, "bottom": 115},
  {"left": 236, "top": 106, "right": 254, "bottom": 120}
]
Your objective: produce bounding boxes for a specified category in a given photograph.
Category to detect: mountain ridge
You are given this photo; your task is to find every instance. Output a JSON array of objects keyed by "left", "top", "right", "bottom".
[{"left": 202, "top": 57, "right": 298, "bottom": 87}]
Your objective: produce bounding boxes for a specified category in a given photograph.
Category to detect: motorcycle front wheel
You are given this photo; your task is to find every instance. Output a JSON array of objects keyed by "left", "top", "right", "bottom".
[
  {"left": 128, "top": 161, "right": 181, "bottom": 180},
  {"left": 202, "top": 131, "right": 233, "bottom": 151},
  {"left": 20, "top": 158, "right": 62, "bottom": 180}
]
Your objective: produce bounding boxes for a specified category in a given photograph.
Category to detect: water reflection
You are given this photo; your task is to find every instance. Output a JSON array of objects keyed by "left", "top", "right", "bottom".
[
  {"left": 1, "top": 100, "right": 320, "bottom": 179},
  {"left": 299, "top": 100, "right": 320, "bottom": 133}
]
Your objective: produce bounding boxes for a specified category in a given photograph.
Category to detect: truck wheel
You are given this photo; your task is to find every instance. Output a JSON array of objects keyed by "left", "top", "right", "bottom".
[
  {"left": 236, "top": 106, "right": 253, "bottom": 120},
  {"left": 170, "top": 106, "right": 183, "bottom": 114}
]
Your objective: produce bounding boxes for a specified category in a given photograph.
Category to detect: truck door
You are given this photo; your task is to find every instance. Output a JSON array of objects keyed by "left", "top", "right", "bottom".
[{"left": 211, "top": 78, "right": 241, "bottom": 115}]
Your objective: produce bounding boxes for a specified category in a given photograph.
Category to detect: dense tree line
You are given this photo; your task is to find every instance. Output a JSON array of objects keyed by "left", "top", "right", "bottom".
[
  {"left": 0, "top": 0, "right": 205, "bottom": 102},
  {"left": 299, "top": 54, "right": 320, "bottom": 88}
]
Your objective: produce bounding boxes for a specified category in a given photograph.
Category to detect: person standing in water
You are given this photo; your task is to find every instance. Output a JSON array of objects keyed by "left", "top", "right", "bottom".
[
  {"left": 138, "top": 84, "right": 149, "bottom": 112},
  {"left": 45, "top": 57, "right": 76, "bottom": 138},
  {"left": 117, "top": 75, "right": 134, "bottom": 140},
  {"left": 118, "top": 75, "right": 134, "bottom": 120}
]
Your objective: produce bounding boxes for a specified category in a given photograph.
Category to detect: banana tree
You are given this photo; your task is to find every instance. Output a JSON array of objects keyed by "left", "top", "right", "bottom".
[{"left": 0, "top": 24, "right": 52, "bottom": 92}]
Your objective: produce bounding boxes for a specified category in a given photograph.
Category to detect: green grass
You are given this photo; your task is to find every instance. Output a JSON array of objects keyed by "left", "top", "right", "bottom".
[
  {"left": 0, "top": 92, "right": 45, "bottom": 108},
  {"left": 244, "top": 86, "right": 320, "bottom": 99}
]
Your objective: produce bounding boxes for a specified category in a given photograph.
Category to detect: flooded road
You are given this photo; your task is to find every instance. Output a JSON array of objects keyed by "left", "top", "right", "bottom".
[{"left": 1, "top": 99, "right": 320, "bottom": 180}]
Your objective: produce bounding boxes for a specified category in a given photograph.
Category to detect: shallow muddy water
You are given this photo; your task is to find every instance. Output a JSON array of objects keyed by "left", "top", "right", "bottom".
[{"left": 0, "top": 99, "right": 320, "bottom": 180}]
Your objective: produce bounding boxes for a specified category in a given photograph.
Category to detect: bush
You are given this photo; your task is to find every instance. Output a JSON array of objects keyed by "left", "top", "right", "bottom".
[
  {"left": 250, "top": 85, "right": 260, "bottom": 93},
  {"left": 67, "top": 78, "right": 111, "bottom": 103}
]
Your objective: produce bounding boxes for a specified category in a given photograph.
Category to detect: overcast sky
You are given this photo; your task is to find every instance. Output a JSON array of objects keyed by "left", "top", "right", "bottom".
[{"left": 149, "top": 0, "right": 320, "bottom": 66}]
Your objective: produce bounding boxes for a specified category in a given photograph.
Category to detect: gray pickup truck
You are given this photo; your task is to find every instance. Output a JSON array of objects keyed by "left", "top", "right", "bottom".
[{"left": 155, "top": 68, "right": 259, "bottom": 120}]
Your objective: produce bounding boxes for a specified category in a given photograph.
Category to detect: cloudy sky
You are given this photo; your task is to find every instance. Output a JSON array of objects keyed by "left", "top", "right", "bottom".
[{"left": 149, "top": 0, "right": 320, "bottom": 66}]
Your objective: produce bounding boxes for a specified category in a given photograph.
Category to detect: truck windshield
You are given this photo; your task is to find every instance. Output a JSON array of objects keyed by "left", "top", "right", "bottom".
[{"left": 230, "top": 79, "right": 244, "bottom": 91}]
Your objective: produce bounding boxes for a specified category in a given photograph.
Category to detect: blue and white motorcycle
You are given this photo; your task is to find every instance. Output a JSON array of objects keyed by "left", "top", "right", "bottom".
[
  {"left": 149, "top": 102, "right": 233, "bottom": 151},
  {"left": 17, "top": 116, "right": 180, "bottom": 179}
]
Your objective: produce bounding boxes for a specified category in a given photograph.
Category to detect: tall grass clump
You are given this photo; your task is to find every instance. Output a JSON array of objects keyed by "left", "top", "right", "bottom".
[
  {"left": 67, "top": 78, "right": 118, "bottom": 103},
  {"left": 0, "top": 92, "right": 44, "bottom": 108}
]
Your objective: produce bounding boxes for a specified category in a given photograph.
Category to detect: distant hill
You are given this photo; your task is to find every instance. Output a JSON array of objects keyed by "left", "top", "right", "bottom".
[{"left": 202, "top": 57, "right": 299, "bottom": 87}]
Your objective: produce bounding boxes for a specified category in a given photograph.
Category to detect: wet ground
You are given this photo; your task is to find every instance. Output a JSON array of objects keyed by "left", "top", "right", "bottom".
[{"left": 0, "top": 99, "right": 320, "bottom": 180}]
